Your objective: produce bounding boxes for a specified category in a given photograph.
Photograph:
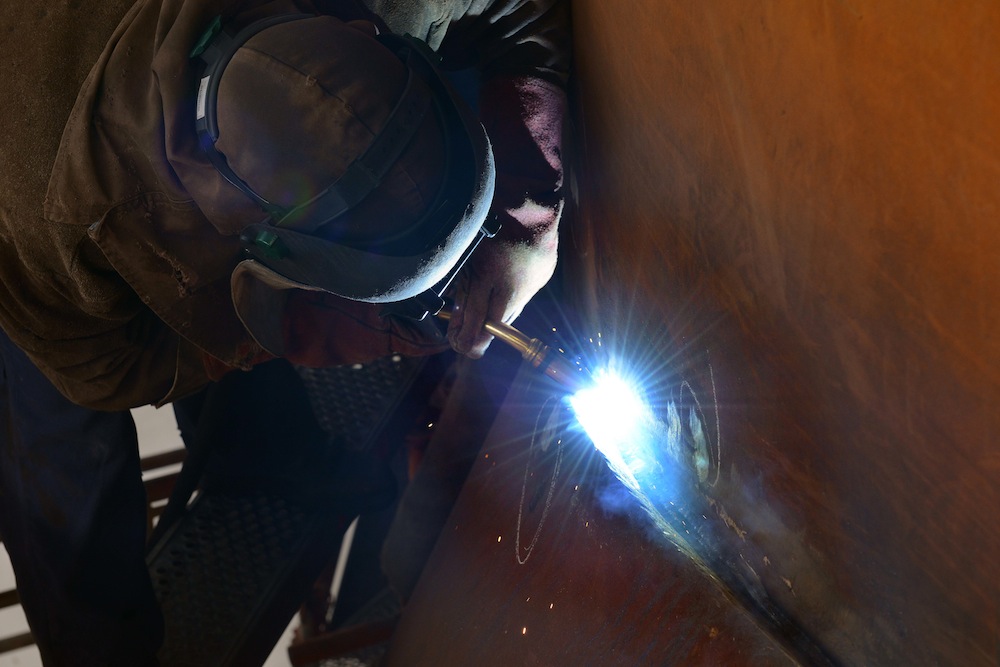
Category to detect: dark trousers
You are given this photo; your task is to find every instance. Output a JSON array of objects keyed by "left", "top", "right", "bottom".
[{"left": 0, "top": 329, "right": 162, "bottom": 666}]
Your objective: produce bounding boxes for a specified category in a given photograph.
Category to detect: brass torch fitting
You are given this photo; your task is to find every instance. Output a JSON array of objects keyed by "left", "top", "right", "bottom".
[{"left": 437, "top": 309, "right": 590, "bottom": 393}]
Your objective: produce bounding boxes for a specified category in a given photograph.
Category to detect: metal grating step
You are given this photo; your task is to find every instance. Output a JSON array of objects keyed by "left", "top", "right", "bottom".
[
  {"left": 297, "top": 356, "right": 425, "bottom": 451},
  {"left": 322, "top": 588, "right": 403, "bottom": 666},
  {"left": 288, "top": 587, "right": 404, "bottom": 667},
  {"left": 149, "top": 354, "right": 437, "bottom": 666},
  {"left": 150, "top": 493, "right": 350, "bottom": 666}
]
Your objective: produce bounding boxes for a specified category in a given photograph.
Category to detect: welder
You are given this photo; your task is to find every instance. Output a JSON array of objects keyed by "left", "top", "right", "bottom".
[{"left": 0, "top": 0, "right": 570, "bottom": 663}]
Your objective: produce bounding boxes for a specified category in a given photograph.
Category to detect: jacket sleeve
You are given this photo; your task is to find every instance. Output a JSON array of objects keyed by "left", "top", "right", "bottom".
[
  {"left": 433, "top": 0, "right": 571, "bottom": 355},
  {"left": 438, "top": 0, "right": 571, "bottom": 86},
  {"left": 438, "top": 0, "right": 570, "bottom": 251},
  {"left": 0, "top": 227, "right": 186, "bottom": 411}
]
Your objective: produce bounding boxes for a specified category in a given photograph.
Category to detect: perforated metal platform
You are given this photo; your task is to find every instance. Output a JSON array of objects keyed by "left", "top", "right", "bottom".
[
  {"left": 320, "top": 588, "right": 402, "bottom": 666},
  {"left": 297, "top": 356, "right": 424, "bottom": 450},
  {"left": 150, "top": 494, "right": 349, "bottom": 666},
  {"left": 148, "top": 355, "right": 435, "bottom": 667}
]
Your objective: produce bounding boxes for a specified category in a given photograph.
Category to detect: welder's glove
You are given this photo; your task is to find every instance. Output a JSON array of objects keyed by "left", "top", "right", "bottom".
[
  {"left": 281, "top": 291, "right": 450, "bottom": 368},
  {"left": 448, "top": 227, "right": 558, "bottom": 358},
  {"left": 447, "top": 75, "right": 567, "bottom": 357}
]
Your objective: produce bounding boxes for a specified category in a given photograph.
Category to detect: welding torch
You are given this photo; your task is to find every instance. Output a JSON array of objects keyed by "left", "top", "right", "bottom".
[{"left": 437, "top": 308, "right": 591, "bottom": 394}]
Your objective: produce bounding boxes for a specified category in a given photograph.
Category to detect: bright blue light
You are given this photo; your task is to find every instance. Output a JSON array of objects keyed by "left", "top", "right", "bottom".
[
  {"left": 568, "top": 369, "right": 657, "bottom": 492},
  {"left": 566, "top": 358, "right": 718, "bottom": 566}
]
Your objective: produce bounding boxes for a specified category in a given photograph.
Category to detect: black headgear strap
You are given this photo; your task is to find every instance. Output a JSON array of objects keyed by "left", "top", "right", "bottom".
[
  {"left": 194, "top": 14, "right": 433, "bottom": 232},
  {"left": 191, "top": 14, "right": 499, "bottom": 319},
  {"left": 193, "top": 14, "right": 307, "bottom": 221}
]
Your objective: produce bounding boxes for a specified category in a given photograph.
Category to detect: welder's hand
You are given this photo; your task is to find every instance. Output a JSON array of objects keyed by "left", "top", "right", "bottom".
[
  {"left": 448, "top": 74, "right": 566, "bottom": 358},
  {"left": 447, "top": 227, "right": 558, "bottom": 358},
  {"left": 282, "top": 291, "right": 450, "bottom": 367}
]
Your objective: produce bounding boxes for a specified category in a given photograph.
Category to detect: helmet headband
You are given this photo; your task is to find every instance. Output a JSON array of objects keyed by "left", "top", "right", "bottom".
[{"left": 193, "top": 15, "right": 497, "bottom": 318}]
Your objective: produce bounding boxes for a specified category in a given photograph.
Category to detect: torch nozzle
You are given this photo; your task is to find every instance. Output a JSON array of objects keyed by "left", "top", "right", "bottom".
[{"left": 437, "top": 308, "right": 590, "bottom": 393}]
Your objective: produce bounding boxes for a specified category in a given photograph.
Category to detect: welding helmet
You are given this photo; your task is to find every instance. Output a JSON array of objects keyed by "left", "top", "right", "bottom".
[{"left": 192, "top": 13, "right": 497, "bottom": 319}]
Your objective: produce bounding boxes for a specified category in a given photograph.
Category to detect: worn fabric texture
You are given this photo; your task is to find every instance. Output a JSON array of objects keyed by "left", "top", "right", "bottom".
[{"left": 0, "top": 0, "right": 569, "bottom": 410}]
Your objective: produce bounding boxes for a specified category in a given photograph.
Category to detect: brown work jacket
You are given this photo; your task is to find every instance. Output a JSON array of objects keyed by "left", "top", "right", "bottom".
[{"left": 0, "top": 0, "right": 569, "bottom": 410}]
